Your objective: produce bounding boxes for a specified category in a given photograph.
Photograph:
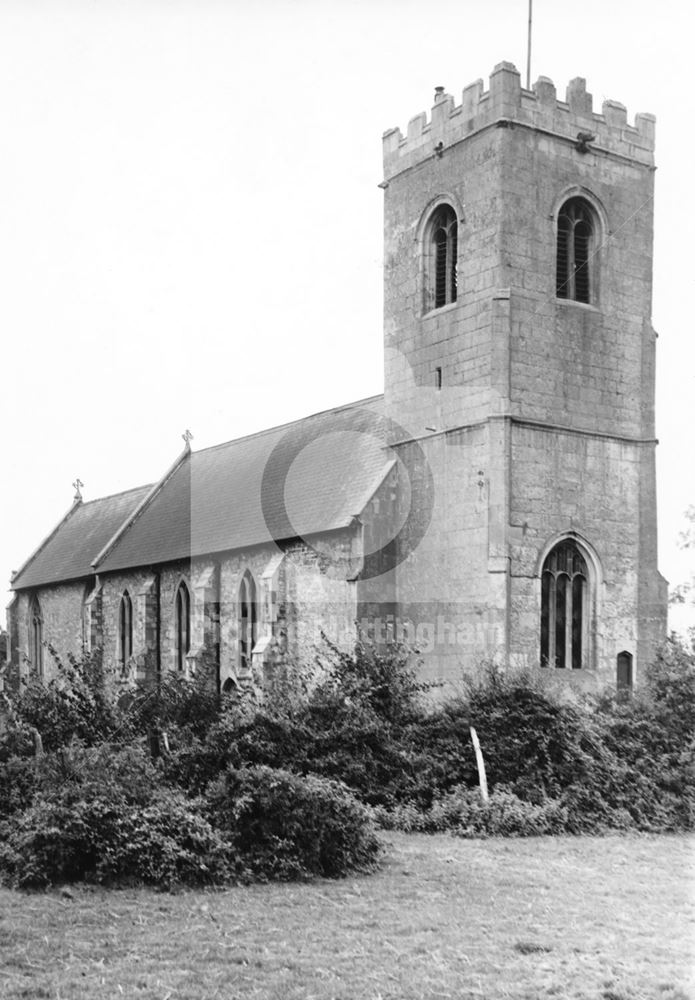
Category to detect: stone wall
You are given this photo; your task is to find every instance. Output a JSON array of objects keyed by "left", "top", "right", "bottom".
[
  {"left": 380, "top": 62, "right": 666, "bottom": 690},
  {"left": 10, "top": 582, "right": 88, "bottom": 681},
  {"left": 8, "top": 524, "right": 364, "bottom": 693}
]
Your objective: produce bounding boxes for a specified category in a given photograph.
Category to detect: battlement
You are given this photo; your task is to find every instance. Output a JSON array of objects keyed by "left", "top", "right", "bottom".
[{"left": 383, "top": 62, "right": 655, "bottom": 180}]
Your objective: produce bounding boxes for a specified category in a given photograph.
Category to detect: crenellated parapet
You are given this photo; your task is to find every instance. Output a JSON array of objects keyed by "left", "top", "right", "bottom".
[{"left": 383, "top": 62, "right": 655, "bottom": 180}]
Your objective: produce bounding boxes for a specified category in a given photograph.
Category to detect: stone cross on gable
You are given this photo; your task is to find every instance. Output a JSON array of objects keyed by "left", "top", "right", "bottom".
[
  {"left": 182, "top": 429, "right": 194, "bottom": 449},
  {"left": 73, "top": 478, "right": 84, "bottom": 501}
]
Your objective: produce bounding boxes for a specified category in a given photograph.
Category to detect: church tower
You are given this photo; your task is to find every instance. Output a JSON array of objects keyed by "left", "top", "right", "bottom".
[{"left": 379, "top": 62, "right": 667, "bottom": 689}]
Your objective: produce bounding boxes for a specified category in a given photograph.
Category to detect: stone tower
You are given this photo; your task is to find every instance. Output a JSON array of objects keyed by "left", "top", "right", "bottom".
[{"left": 379, "top": 62, "right": 667, "bottom": 690}]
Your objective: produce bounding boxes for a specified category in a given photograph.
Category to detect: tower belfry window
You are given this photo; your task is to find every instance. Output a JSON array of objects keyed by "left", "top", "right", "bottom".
[
  {"left": 556, "top": 197, "right": 595, "bottom": 303},
  {"left": 428, "top": 204, "right": 458, "bottom": 310}
]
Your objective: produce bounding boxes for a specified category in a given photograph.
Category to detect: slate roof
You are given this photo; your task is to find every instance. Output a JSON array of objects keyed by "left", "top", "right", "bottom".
[
  {"left": 13, "top": 396, "right": 392, "bottom": 587},
  {"left": 11, "top": 485, "right": 153, "bottom": 590},
  {"left": 98, "top": 395, "right": 389, "bottom": 573}
]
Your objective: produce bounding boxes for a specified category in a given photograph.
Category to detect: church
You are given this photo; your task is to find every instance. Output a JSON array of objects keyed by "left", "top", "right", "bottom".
[{"left": 7, "top": 61, "right": 668, "bottom": 696}]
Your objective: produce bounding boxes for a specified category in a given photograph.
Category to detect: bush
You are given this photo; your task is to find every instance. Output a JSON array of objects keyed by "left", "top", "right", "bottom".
[
  {"left": 452, "top": 788, "right": 568, "bottom": 837},
  {"left": 463, "top": 667, "right": 596, "bottom": 797},
  {"left": 158, "top": 705, "right": 312, "bottom": 797},
  {"left": 161, "top": 684, "right": 429, "bottom": 809},
  {"left": 645, "top": 635, "right": 695, "bottom": 745},
  {"left": 374, "top": 786, "right": 567, "bottom": 837},
  {"left": 205, "top": 765, "right": 381, "bottom": 879},
  {"left": 0, "top": 745, "right": 234, "bottom": 888},
  {"left": 10, "top": 648, "right": 125, "bottom": 751},
  {"left": 3, "top": 632, "right": 694, "bottom": 876},
  {"left": 0, "top": 755, "right": 38, "bottom": 821},
  {"left": 127, "top": 668, "right": 224, "bottom": 743},
  {"left": 161, "top": 643, "right": 695, "bottom": 836},
  {"left": 310, "top": 639, "right": 434, "bottom": 726}
]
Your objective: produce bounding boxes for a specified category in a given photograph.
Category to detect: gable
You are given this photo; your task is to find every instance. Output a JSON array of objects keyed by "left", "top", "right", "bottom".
[
  {"left": 12, "top": 396, "right": 393, "bottom": 588},
  {"left": 11, "top": 485, "right": 153, "bottom": 590},
  {"left": 97, "top": 396, "right": 390, "bottom": 573}
]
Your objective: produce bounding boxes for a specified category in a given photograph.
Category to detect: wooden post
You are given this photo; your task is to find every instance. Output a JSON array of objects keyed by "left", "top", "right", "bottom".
[{"left": 469, "top": 726, "right": 489, "bottom": 802}]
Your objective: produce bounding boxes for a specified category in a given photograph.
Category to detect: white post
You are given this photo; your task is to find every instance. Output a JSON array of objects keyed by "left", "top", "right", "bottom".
[{"left": 469, "top": 725, "right": 489, "bottom": 802}]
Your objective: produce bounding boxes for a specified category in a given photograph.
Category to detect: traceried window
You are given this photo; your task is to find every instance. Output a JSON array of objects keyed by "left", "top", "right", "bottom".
[
  {"left": 427, "top": 204, "right": 458, "bottom": 310},
  {"left": 556, "top": 197, "right": 595, "bottom": 303},
  {"left": 540, "top": 540, "right": 588, "bottom": 670},
  {"left": 118, "top": 591, "right": 133, "bottom": 672},
  {"left": 29, "top": 595, "right": 44, "bottom": 677},
  {"left": 238, "top": 571, "right": 257, "bottom": 673},
  {"left": 174, "top": 582, "right": 191, "bottom": 673}
]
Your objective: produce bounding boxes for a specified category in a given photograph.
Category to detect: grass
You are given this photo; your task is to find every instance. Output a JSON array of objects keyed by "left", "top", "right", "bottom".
[{"left": 0, "top": 832, "right": 693, "bottom": 1000}]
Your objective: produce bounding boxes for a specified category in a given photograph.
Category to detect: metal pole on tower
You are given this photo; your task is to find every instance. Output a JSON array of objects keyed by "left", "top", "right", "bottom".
[{"left": 526, "top": 0, "right": 533, "bottom": 90}]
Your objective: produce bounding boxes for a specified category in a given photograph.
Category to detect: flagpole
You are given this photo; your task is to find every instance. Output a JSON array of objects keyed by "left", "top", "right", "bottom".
[{"left": 526, "top": 0, "right": 533, "bottom": 90}]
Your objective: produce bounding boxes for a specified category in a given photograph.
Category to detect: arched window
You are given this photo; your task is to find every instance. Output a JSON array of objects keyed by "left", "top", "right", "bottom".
[
  {"left": 174, "top": 582, "right": 191, "bottom": 673},
  {"left": 426, "top": 204, "right": 458, "bottom": 310},
  {"left": 556, "top": 196, "right": 595, "bottom": 303},
  {"left": 238, "top": 571, "right": 257, "bottom": 672},
  {"left": 540, "top": 540, "right": 588, "bottom": 670},
  {"left": 118, "top": 591, "right": 133, "bottom": 672},
  {"left": 29, "top": 595, "right": 44, "bottom": 677}
]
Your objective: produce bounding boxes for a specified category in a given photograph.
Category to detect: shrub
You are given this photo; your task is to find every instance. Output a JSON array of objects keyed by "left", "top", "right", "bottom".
[
  {"left": 449, "top": 787, "right": 568, "bottom": 837},
  {"left": 127, "top": 668, "right": 224, "bottom": 743},
  {"left": 645, "top": 634, "right": 695, "bottom": 744},
  {"left": 205, "top": 765, "right": 381, "bottom": 879},
  {"left": 4, "top": 633, "right": 694, "bottom": 863},
  {"left": 0, "top": 745, "right": 234, "bottom": 888},
  {"left": 162, "top": 688, "right": 426, "bottom": 809},
  {"left": 10, "top": 648, "right": 125, "bottom": 751},
  {"left": 292, "top": 701, "right": 422, "bottom": 808},
  {"left": 399, "top": 700, "right": 478, "bottom": 807},
  {"left": 374, "top": 786, "right": 567, "bottom": 837},
  {"left": 0, "top": 755, "right": 38, "bottom": 821},
  {"left": 463, "top": 667, "right": 596, "bottom": 797},
  {"left": 310, "top": 639, "right": 433, "bottom": 726},
  {"left": 159, "top": 705, "right": 312, "bottom": 797}
]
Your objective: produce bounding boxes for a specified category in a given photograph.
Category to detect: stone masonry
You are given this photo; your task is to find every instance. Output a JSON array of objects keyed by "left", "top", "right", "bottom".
[
  {"left": 376, "top": 62, "right": 666, "bottom": 689},
  {"left": 8, "top": 62, "right": 667, "bottom": 696}
]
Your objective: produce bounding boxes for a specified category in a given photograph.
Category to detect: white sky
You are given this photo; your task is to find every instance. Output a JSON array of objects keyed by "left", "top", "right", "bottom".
[{"left": 1, "top": 0, "right": 693, "bottom": 631}]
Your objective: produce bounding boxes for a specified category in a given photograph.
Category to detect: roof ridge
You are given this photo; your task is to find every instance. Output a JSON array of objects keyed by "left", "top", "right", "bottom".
[{"left": 191, "top": 394, "right": 385, "bottom": 456}]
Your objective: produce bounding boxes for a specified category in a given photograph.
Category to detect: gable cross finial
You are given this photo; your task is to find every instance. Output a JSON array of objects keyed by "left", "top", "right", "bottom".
[
  {"left": 182, "top": 429, "right": 194, "bottom": 450},
  {"left": 73, "top": 478, "right": 84, "bottom": 501}
]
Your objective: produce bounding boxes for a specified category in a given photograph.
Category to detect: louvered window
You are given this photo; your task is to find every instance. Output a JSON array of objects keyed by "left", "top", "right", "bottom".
[
  {"left": 238, "top": 571, "right": 257, "bottom": 673},
  {"left": 175, "top": 582, "right": 191, "bottom": 673},
  {"left": 429, "top": 205, "right": 457, "bottom": 310},
  {"left": 540, "top": 540, "right": 588, "bottom": 670},
  {"left": 556, "top": 197, "right": 594, "bottom": 303}
]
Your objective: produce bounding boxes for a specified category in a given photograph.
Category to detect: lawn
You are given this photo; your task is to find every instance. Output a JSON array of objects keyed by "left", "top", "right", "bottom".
[{"left": 0, "top": 832, "right": 693, "bottom": 1000}]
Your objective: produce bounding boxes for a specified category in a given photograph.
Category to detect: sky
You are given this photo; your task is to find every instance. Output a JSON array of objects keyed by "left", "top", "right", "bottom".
[{"left": 0, "top": 0, "right": 693, "bottom": 631}]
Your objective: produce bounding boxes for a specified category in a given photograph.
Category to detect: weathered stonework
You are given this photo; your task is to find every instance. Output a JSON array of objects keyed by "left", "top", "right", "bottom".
[
  {"left": 8, "top": 62, "right": 667, "bottom": 697},
  {"left": 378, "top": 62, "right": 666, "bottom": 689},
  {"left": 9, "top": 528, "right": 363, "bottom": 694}
]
